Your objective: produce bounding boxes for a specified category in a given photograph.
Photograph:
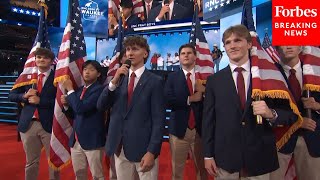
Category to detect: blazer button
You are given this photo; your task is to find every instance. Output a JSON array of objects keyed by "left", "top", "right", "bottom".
[{"left": 241, "top": 121, "right": 246, "bottom": 126}]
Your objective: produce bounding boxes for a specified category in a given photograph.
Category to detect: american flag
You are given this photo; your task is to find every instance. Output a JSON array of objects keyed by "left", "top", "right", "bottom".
[
  {"left": 108, "top": 0, "right": 120, "bottom": 19},
  {"left": 12, "top": 3, "right": 51, "bottom": 90},
  {"left": 262, "top": 32, "right": 281, "bottom": 63},
  {"left": 189, "top": 3, "right": 214, "bottom": 83},
  {"left": 105, "top": 15, "right": 124, "bottom": 84},
  {"left": 300, "top": 46, "right": 320, "bottom": 92},
  {"left": 241, "top": 0, "right": 303, "bottom": 150},
  {"left": 49, "top": 0, "right": 86, "bottom": 170},
  {"left": 132, "top": 0, "right": 145, "bottom": 20}
]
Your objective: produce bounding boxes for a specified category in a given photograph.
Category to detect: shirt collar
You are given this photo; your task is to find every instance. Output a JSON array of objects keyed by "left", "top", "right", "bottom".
[
  {"left": 280, "top": 60, "right": 301, "bottom": 72},
  {"left": 229, "top": 60, "right": 250, "bottom": 73},
  {"left": 129, "top": 66, "right": 145, "bottom": 79},
  {"left": 182, "top": 67, "right": 195, "bottom": 76},
  {"left": 146, "top": 0, "right": 153, "bottom": 5},
  {"left": 38, "top": 69, "right": 51, "bottom": 77}
]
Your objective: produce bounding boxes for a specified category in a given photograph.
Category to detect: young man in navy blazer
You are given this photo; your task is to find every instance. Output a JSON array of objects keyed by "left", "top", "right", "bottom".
[
  {"left": 270, "top": 46, "right": 320, "bottom": 180},
  {"left": 202, "top": 25, "right": 298, "bottom": 179},
  {"left": 164, "top": 44, "right": 207, "bottom": 180},
  {"left": 9, "top": 48, "right": 59, "bottom": 180},
  {"left": 61, "top": 60, "right": 105, "bottom": 180},
  {"left": 97, "top": 36, "right": 165, "bottom": 180}
]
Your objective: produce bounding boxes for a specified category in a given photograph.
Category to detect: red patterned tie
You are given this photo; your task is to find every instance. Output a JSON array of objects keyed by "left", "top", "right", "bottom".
[
  {"left": 127, "top": 72, "right": 136, "bottom": 106},
  {"left": 80, "top": 87, "right": 87, "bottom": 100},
  {"left": 34, "top": 73, "right": 45, "bottom": 119},
  {"left": 186, "top": 72, "right": 195, "bottom": 129},
  {"left": 147, "top": 4, "right": 151, "bottom": 18},
  {"left": 235, "top": 67, "right": 246, "bottom": 110},
  {"left": 288, "top": 69, "right": 301, "bottom": 102}
]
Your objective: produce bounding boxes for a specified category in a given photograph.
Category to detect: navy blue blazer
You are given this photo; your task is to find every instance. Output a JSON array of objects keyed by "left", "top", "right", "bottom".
[
  {"left": 164, "top": 70, "right": 203, "bottom": 138},
  {"left": 97, "top": 70, "right": 165, "bottom": 162},
  {"left": 277, "top": 64, "right": 320, "bottom": 157},
  {"left": 147, "top": 2, "right": 188, "bottom": 22},
  {"left": 202, "top": 66, "right": 297, "bottom": 176},
  {"left": 63, "top": 81, "right": 106, "bottom": 150},
  {"left": 9, "top": 70, "right": 56, "bottom": 133}
]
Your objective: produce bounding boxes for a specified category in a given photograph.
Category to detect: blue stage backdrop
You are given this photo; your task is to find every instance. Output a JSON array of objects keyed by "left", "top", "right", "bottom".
[
  {"left": 97, "top": 29, "right": 220, "bottom": 70},
  {"left": 79, "top": 0, "right": 108, "bottom": 37}
]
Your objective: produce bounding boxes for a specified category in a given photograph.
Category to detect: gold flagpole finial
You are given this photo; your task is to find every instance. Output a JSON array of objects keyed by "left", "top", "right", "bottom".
[{"left": 38, "top": 0, "right": 48, "bottom": 19}]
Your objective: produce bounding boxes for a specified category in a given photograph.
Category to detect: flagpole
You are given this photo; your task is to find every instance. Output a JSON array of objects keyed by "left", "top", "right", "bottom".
[{"left": 306, "top": 90, "right": 312, "bottom": 118}]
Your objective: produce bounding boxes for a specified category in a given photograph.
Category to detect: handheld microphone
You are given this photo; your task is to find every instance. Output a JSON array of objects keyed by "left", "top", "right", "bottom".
[
  {"left": 119, "top": 59, "right": 131, "bottom": 85},
  {"left": 164, "top": 0, "right": 169, "bottom": 20}
]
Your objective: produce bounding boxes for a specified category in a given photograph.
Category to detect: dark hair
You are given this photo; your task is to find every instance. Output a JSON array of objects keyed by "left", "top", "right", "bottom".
[
  {"left": 178, "top": 44, "right": 196, "bottom": 55},
  {"left": 123, "top": 36, "right": 150, "bottom": 63},
  {"left": 222, "top": 24, "right": 252, "bottom": 44},
  {"left": 120, "top": 0, "right": 133, "bottom": 8},
  {"left": 119, "top": 49, "right": 126, "bottom": 64},
  {"left": 34, "top": 48, "right": 55, "bottom": 60},
  {"left": 82, "top": 60, "right": 102, "bottom": 74}
]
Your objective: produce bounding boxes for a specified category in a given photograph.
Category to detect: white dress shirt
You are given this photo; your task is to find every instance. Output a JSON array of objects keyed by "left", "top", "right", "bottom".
[
  {"left": 229, "top": 60, "right": 251, "bottom": 100},
  {"left": 109, "top": 66, "right": 146, "bottom": 91},
  {"left": 280, "top": 60, "right": 303, "bottom": 89}
]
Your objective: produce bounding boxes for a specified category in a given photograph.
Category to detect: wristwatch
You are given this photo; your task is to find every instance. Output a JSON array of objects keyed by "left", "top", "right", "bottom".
[{"left": 266, "top": 109, "right": 278, "bottom": 123}]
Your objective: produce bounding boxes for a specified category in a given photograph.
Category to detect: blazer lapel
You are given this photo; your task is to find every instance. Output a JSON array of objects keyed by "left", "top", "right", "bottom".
[
  {"left": 126, "top": 70, "right": 150, "bottom": 113},
  {"left": 40, "top": 70, "right": 53, "bottom": 94},
  {"left": 178, "top": 70, "right": 190, "bottom": 96},
  {"left": 225, "top": 66, "right": 242, "bottom": 113}
]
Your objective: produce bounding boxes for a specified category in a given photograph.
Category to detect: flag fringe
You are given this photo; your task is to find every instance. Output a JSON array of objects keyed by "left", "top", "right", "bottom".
[
  {"left": 48, "top": 159, "right": 71, "bottom": 171},
  {"left": 11, "top": 79, "right": 37, "bottom": 90},
  {"left": 53, "top": 75, "right": 70, "bottom": 87},
  {"left": 303, "top": 84, "right": 320, "bottom": 92},
  {"left": 252, "top": 89, "right": 303, "bottom": 150}
]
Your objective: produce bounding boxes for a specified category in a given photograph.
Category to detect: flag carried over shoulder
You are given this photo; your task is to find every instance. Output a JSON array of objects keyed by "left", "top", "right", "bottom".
[
  {"left": 105, "top": 15, "right": 124, "bottom": 84},
  {"left": 241, "top": 0, "right": 303, "bottom": 150},
  {"left": 189, "top": 2, "right": 214, "bottom": 83},
  {"left": 49, "top": 0, "right": 86, "bottom": 170},
  {"left": 12, "top": 1, "right": 51, "bottom": 90},
  {"left": 300, "top": 46, "right": 320, "bottom": 92}
]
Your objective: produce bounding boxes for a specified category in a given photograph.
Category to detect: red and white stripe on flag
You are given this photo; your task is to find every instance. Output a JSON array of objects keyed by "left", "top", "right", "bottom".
[
  {"left": 105, "top": 52, "right": 120, "bottom": 84},
  {"left": 195, "top": 39, "right": 214, "bottom": 81},
  {"left": 300, "top": 46, "right": 320, "bottom": 92},
  {"left": 265, "top": 46, "right": 281, "bottom": 63},
  {"left": 132, "top": 0, "right": 144, "bottom": 20},
  {"left": 12, "top": 44, "right": 39, "bottom": 89},
  {"left": 250, "top": 31, "right": 303, "bottom": 149},
  {"left": 285, "top": 157, "right": 297, "bottom": 180},
  {"left": 49, "top": 0, "right": 86, "bottom": 170}
]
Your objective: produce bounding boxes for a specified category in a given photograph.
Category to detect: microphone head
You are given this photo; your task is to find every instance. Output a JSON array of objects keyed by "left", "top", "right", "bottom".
[{"left": 124, "top": 59, "right": 131, "bottom": 68}]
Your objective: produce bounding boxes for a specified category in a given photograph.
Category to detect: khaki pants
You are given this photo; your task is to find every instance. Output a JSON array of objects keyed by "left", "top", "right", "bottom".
[
  {"left": 71, "top": 141, "right": 105, "bottom": 180},
  {"left": 215, "top": 168, "right": 270, "bottom": 180},
  {"left": 20, "top": 121, "right": 60, "bottom": 180},
  {"left": 271, "top": 137, "right": 320, "bottom": 180},
  {"left": 169, "top": 128, "right": 207, "bottom": 180},
  {"left": 114, "top": 148, "right": 159, "bottom": 180}
]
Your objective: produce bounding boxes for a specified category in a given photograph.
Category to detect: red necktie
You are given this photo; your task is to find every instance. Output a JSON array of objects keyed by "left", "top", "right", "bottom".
[
  {"left": 37, "top": 73, "right": 45, "bottom": 93},
  {"left": 235, "top": 67, "right": 246, "bottom": 110},
  {"left": 34, "top": 73, "right": 45, "bottom": 119},
  {"left": 288, "top": 69, "right": 301, "bottom": 102},
  {"left": 186, "top": 72, "right": 195, "bottom": 129},
  {"left": 127, "top": 72, "right": 136, "bottom": 106},
  {"left": 80, "top": 87, "right": 87, "bottom": 100},
  {"left": 147, "top": 4, "right": 151, "bottom": 18}
]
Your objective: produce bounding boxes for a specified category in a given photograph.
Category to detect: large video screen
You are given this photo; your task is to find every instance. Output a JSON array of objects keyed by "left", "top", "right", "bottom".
[
  {"left": 108, "top": 0, "right": 205, "bottom": 37},
  {"left": 97, "top": 29, "right": 220, "bottom": 71}
]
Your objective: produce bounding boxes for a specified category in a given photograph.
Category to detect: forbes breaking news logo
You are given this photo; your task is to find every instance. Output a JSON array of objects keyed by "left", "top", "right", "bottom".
[{"left": 272, "top": 0, "right": 320, "bottom": 45}]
